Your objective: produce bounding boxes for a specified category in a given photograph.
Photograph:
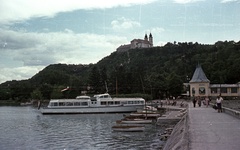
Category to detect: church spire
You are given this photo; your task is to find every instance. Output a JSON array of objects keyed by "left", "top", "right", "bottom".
[
  {"left": 149, "top": 33, "right": 153, "bottom": 47},
  {"left": 144, "top": 33, "right": 148, "bottom": 41}
]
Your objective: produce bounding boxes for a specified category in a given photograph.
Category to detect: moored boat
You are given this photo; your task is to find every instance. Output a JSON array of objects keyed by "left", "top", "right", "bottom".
[
  {"left": 112, "top": 125, "right": 145, "bottom": 132},
  {"left": 40, "top": 93, "right": 145, "bottom": 114},
  {"left": 130, "top": 112, "right": 161, "bottom": 118},
  {"left": 20, "top": 102, "right": 33, "bottom": 106},
  {"left": 117, "top": 118, "right": 153, "bottom": 124}
]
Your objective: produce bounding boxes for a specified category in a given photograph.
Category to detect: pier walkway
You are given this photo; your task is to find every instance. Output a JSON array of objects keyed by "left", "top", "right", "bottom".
[{"left": 188, "top": 104, "right": 240, "bottom": 150}]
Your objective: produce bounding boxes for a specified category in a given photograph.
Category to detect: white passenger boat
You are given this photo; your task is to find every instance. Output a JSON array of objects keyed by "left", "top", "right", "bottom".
[{"left": 40, "top": 93, "right": 145, "bottom": 114}]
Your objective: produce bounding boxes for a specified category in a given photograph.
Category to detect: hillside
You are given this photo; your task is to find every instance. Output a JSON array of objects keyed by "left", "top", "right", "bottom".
[{"left": 0, "top": 40, "right": 240, "bottom": 101}]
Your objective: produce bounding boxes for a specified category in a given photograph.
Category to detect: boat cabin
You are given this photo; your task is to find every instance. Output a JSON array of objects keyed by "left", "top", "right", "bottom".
[{"left": 47, "top": 93, "right": 145, "bottom": 108}]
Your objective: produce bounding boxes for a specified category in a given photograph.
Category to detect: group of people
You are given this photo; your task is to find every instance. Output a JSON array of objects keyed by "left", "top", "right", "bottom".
[
  {"left": 192, "top": 96, "right": 210, "bottom": 107},
  {"left": 192, "top": 95, "right": 223, "bottom": 113}
]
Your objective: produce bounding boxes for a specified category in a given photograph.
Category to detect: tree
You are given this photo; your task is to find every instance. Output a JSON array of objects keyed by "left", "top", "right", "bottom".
[
  {"left": 167, "top": 72, "right": 183, "bottom": 97},
  {"left": 50, "top": 85, "right": 64, "bottom": 99},
  {"left": 31, "top": 89, "right": 43, "bottom": 100},
  {"left": 88, "top": 66, "right": 102, "bottom": 93},
  {"left": 0, "top": 88, "right": 11, "bottom": 100},
  {"left": 100, "top": 67, "right": 108, "bottom": 93},
  {"left": 39, "top": 83, "right": 53, "bottom": 100}
]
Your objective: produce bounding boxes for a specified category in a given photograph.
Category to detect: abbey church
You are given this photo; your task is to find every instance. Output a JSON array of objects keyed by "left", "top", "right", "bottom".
[{"left": 117, "top": 33, "right": 153, "bottom": 52}]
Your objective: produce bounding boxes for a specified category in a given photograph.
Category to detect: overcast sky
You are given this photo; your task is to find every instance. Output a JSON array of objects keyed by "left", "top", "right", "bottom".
[{"left": 0, "top": 0, "right": 239, "bottom": 84}]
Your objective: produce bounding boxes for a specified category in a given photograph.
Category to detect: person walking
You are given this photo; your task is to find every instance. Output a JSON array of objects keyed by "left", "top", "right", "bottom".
[
  {"left": 197, "top": 96, "right": 201, "bottom": 107},
  {"left": 192, "top": 96, "right": 196, "bottom": 107},
  {"left": 205, "top": 96, "right": 209, "bottom": 107},
  {"left": 216, "top": 95, "right": 223, "bottom": 113}
]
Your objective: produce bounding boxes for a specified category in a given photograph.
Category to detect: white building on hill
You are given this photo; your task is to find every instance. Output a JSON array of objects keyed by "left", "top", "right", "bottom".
[{"left": 117, "top": 33, "right": 153, "bottom": 52}]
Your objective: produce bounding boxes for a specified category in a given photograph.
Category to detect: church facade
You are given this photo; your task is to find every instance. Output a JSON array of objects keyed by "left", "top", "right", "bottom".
[
  {"left": 117, "top": 33, "right": 153, "bottom": 52},
  {"left": 189, "top": 65, "right": 240, "bottom": 98}
]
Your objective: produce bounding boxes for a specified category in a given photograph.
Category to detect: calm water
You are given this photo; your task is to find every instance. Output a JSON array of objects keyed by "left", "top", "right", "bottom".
[{"left": 0, "top": 107, "right": 165, "bottom": 150}]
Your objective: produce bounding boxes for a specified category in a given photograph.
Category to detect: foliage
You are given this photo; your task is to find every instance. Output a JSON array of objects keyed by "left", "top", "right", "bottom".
[
  {"left": 0, "top": 40, "right": 240, "bottom": 101},
  {"left": 31, "top": 89, "right": 43, "bottom": 100},
  {"left": 111, "top": 93, "right": 153, "bottom": 101}
]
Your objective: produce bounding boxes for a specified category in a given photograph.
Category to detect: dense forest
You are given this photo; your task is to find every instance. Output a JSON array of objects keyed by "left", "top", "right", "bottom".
[{"left": 0, "top": 40, "right": 240, "bottom": 102}]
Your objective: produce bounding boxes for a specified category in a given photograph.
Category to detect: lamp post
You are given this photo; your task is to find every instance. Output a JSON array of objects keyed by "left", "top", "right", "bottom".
[
  {"left": 186, "top": 76, "right": 190, "bottom": 97},
  {"left": 219, "top": 76, "right": 222, "bottom": 96}
]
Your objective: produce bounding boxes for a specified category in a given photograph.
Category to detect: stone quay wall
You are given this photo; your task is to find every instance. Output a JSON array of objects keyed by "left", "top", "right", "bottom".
[
  {"left": 222, "top": 107, "right": 240, "bottom": 119},
  {"left": 163, "top": 110, "right": 189, "bottom": 150},
  {"left": 211, "top": 102, "right": 240, "bottom": 119}
]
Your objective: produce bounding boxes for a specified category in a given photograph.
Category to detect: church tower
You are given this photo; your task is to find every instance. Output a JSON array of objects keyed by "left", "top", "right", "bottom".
[
  {"left": 149, "top": 33, "right": 153, "bottom": 47},
  {"left": 144, "top": 33, "right": 148, "bottom": 41}
]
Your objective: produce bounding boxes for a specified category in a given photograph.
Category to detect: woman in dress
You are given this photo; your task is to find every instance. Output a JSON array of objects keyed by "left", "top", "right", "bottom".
[{"left": 216, "top": 95, "right": 223, "bottom": 113}]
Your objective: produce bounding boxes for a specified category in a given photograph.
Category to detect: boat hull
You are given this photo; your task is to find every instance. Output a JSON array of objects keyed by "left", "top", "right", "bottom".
[{"left": 41, "top": 105, "right": 143, "bottom": 114}]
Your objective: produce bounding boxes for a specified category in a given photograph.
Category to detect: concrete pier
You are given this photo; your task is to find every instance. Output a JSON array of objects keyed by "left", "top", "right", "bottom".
[
  {"left": 188, "top": 105, "right": 240, "bottom": 150},
  {"left": 163, "top": 103, "right": 240, "bottom": 150}
]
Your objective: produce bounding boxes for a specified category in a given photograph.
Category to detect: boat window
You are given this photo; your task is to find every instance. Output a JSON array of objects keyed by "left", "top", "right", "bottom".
[
  {"left": 59, "top": 102, "right": 65, "bottom": 106},
  {"left": 104, "top": 95, "right": 109, "bottom": 98},
  {"left": 80, "top": 98, "right": 89, "bottom": 100},
  {"left": 50, "top": 102, "right": 58, "bottom": 106},
  {"left": 128, "top": 101, "right": 133, "bottom": 104},
  {"left": 115, "top": 101, "right": 120, "bottom": 105},
  {"left": 74, "top": 102, "right": 81, "bottom": 106},
  {"left": 66, "top": 102, "right": 73, "bottom": 106},
  {"left": 81, "top": 102, "right": 88, "bottom": 106},
  {"left": 101, "top": 101, "right": 107, "bottom": 105},
  {"left": 108, "top": 101, "right": 114, "bottom": 105},
  {"left": 121, "top": 101, "right": 127, "bottom": 105}
]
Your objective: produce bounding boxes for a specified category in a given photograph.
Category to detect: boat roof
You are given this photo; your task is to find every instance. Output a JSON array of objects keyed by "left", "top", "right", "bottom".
[
  {"left": 50, "top": 98, "right": 90, "bottom": 103},
  {"left": 76, "top": 95, "right": 91, "bottom": 99},
  {"left": 93, "top": 93, "right": 110, "bottom": 97}
]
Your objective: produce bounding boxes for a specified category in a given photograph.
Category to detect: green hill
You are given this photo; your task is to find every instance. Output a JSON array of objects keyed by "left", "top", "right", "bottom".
[{"left": 0, "top": 40, "right": 240, "bottom": 101}]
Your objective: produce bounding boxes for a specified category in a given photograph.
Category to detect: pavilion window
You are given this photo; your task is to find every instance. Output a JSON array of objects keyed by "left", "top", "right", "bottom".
[
  {"left": 220, "top": 87, "right": 227, "bottom": 93},
  {"left": 199, "top": 87, "right": 205, "bottom": 94},
  {"left": 231, "top": 87, "right": 237, "bottom": 93}
]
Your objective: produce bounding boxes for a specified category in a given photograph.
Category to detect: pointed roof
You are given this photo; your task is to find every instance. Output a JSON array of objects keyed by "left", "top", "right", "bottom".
[
  {"left": 149, "top": 33, "right": 152, "bottom": 38},
  {"left": 190, "top": 64, "right": 210, "bottom": 83},
  {"left": 144, "top": 34, "right": 148, "bottom": 40}
]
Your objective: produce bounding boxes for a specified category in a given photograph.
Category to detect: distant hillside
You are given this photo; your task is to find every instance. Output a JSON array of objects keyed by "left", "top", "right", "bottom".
[
  {"left": 0, "top": 40, "right": 239, "bottom": 101},
  {"left": 30, "top": 64, "right": 91, "bottom": 85}
]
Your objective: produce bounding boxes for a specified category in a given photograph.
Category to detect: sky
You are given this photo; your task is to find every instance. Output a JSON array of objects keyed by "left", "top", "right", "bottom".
[{"left": 0, "top": 0, "right": 239, "bottom": 84}]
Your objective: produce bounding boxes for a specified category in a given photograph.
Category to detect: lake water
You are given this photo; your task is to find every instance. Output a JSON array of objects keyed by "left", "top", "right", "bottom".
[{"left": 0, "top": 106, "right": 165, "bottom": 150}]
